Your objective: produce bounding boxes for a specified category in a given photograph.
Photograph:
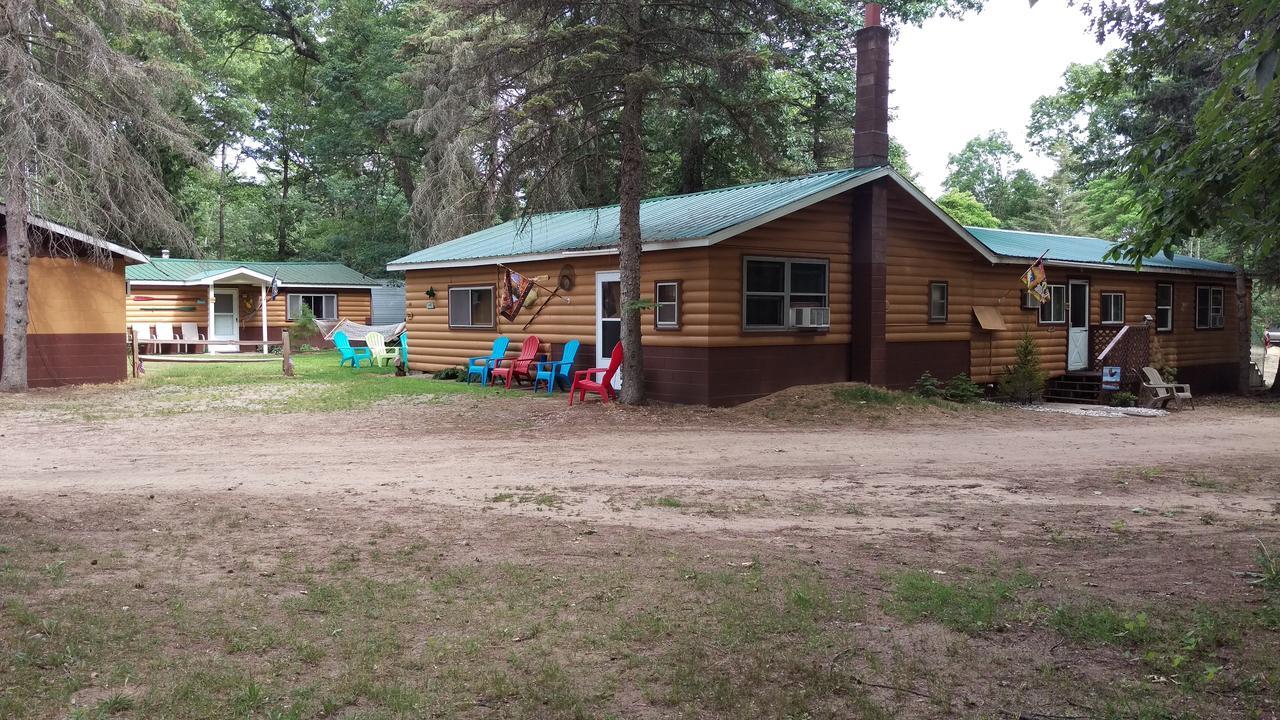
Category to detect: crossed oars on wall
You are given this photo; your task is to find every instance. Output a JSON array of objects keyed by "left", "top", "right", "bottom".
[{"left": 494, "top": 263, "right": 575, "bottom": 331}]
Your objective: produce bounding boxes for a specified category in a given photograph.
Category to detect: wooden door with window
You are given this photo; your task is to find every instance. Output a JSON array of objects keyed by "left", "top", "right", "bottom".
[{"left": 1067, "top": 280, "right": 1089, "bottom": 371}]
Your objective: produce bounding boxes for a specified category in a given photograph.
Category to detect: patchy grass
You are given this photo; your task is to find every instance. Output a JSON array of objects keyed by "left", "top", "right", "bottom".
[
  {"left": 0, "top": 352, "right": 498, "bottom": 419},
  {"left": 884, "top": 569, "right": 1036, "bottom": 636},
  {"left": 649, "top": 496, "right": 684, "bottom": 508},
  {"left": 491, "top": 492, "right": 566, "bottom": 508}
]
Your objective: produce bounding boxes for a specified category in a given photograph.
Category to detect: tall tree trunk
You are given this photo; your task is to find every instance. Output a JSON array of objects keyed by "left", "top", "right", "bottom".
[
  {"left": 617, "top": 0, "right": 646, "bottom": 405},
  {"left": 276, "top": 136, "right": 291, "bottom": 260},
  {"left": 218, "top": 142, "right": 227, "bottom": 259},
  {"left": 810, "top": 92, "right": 827, "bottom": 169},
  {"left": 678, "top": 94, "right": 705, "bottom": 194},
  {"left": 1236, "top": 267, "right": 1251, "bottom": 394},
  {"left": 1, "top": 156, "right": 32, "bottom": 392}
]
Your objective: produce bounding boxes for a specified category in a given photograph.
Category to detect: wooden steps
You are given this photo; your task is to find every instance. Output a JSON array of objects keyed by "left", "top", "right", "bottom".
[{"left": 1044, "top": 371, "right": 1103, "bottom": 404}]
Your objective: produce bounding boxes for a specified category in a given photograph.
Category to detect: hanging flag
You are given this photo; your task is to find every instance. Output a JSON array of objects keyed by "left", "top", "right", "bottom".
[
  {"left": 499, "top": 269, "right": 536, "bottom": 321},
  {"left": 1021, "top": 252, "right": 1051, "bottom": 304},
  {"left": 269, "top": 270, "right": 281, "bottom": 300}
]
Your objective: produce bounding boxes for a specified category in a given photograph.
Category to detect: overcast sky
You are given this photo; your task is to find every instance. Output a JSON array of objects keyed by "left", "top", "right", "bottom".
[{"left": 890, "top": 0, "right": 1117, "bottom": 197}]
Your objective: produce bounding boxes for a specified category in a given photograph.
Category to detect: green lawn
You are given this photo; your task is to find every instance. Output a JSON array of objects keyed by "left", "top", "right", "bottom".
[{"left": 0, "top": 352, "right": 510, "bottom": 420}]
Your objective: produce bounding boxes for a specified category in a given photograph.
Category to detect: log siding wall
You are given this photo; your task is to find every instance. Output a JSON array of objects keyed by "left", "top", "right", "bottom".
[
  {"left": 126, "top": 285, "right": 372, "bottom": 337},
  {"left": 403, "top": 179, "right": 1243, "bottom": 400},
  {"left": 882, "top": 184, "right": 1241, "bottom": 386}
]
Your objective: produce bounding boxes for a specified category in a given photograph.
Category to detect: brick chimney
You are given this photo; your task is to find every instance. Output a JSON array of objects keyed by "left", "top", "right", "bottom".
[
  {"left": 854, "top": 3, "right": 890, "bottom": 168},
  {"left": 849, "top": 2, "right": 889, "bottom": 387}
]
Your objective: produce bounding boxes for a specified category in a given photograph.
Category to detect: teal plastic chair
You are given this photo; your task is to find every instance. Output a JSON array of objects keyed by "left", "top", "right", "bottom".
[
  {"left": 333, "top": 331, "right": 372, "bottom": 368},
  {"left": 466, "top": 336, "right": 510, "bottom": 385},
  {"left": 532, "top": 339, "right": 580, "bottom": 395}
]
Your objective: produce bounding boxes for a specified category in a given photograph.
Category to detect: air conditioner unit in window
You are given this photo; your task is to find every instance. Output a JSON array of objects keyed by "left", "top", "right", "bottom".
[
  {"left": 1210, "top": 313, "right": 1225, "bottom": 328},
  {"left": 790, "top": 306, "right": 830, "bottom": 329}
]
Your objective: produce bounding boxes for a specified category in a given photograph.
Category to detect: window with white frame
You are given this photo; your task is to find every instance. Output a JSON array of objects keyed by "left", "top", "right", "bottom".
[
  {"left": 287, "top": 293, "right": 337, "bottom": 321},
  {"left": 448, "top": 286, "right": 495, "bottom": 328},
  {"left": 928, "top": 282, "right": 948, "bottom": 322},
  {"left": 1196, "top": 286, "right": 1224, "bottom": 329},
  {"left": 1100, "top": 292, "right": 1125, "bottom": 325},
  {"left": 1155, "top": 283, "right": 1173, "bottom": 331},
  {"left": 1038, "top": 284, "right": 1066, "bottom": 324},
  {"left": 654, "top": 281, "right": 679, "bottom": 328},
  {"left": 743, "top": 257, "right": 829, "bottom": 329}
]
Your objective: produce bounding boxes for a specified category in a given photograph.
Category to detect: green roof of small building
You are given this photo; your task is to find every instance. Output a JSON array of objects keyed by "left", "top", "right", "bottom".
[
  {"left": 964, "top": 226, "right": 1236, "bottom": 274},
  {"left": 127, "top": 258, "right": 380, "bottom": 286}
]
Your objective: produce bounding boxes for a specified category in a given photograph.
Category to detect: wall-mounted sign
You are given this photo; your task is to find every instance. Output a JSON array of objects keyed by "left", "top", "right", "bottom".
[{"left": 1101, "top": 366, "right": 1121, "bottom": 391}]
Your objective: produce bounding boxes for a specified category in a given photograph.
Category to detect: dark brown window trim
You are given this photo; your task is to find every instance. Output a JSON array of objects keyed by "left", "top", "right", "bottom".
[
  {"left": 446, "top": 283, "right": 497, "bottom": 331},
  {"left": 1194, "top": 285, "right": 1226, "bottom": 331},
  {"left": 1154, "top": 282, "right": 1175, "bottom": 334},
  {"left": 1099, "top": 291, "right": 1126, "bottom": 326},
  {"left": 653, "top": 280, "right": 682, "bottom": 331},
  {"left": 738, "top": 253, "right": 832, "bottom": 335},
  {"left": 927, "top": 280, "right": 948, "bottom": 323}
]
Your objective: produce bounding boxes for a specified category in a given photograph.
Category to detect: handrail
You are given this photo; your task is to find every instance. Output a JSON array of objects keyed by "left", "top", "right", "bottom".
[{"left": 1096, "top": 325, "right": 1130, "bottom": 363}]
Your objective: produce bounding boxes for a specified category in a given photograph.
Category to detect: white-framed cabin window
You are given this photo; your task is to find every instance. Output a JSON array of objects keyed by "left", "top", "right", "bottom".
[
  {"left": 1195, "top": 286, "right": 1224, "bottom": 329},
  {"left": 742, "top": 256, "right": 829, "bottom": 330},
  {"left": 287, "top": 293, "right": 337, "bottom": 321},
  {"left": 448, "top": 286, "right": 495, "bottom": 329},
  {"left": 1038, "top": 284, "right": 1066, "bottom": 324},
  {"left": 654, "top": 281, "right": 680, "bottom": 329},
  {"left": 1100, "top": 292, "right": 1125, "bottom": 325},
  {"left": 1155, "top": 283, "right": 1173, "bottom": 331}
]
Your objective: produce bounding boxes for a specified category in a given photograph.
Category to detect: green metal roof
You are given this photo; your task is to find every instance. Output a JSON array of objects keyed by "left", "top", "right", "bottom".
[
  {"left": 964, "top": 227, "right": 1237, "bottom": 274},
  {"left": 384, "top": 165, "right": 1237, "bottom": 277},
  {"left": 387, "top": 166, "right": 886, "bottom": 268},
  {"left": 126, "top": 258, "right": 380, "bottom": 286}
]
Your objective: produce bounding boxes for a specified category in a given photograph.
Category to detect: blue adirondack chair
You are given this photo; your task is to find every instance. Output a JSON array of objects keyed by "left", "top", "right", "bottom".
[
  {"left": 532, "top": 339, "right": 580, "bottom": 395},
  {"left": 466, "top": 336, "right": 511, "bottom": 385},
  {"left": 333, "top": 331, "right": 372, "bottom": 368}
]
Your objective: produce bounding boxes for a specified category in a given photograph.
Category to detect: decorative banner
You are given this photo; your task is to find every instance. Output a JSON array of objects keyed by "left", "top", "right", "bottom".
[
  {"left": 269, "top": 270, "right": 281, "bottom": 300},
  {"left": 499, "top": 269, "right": 536, "bottom": 321},
  {"left": 1021, "top": 252, "right": 1051, "bottom": 304},
  {"left": 1101, "top": 366, "right": 1122, "bottom": 391}
]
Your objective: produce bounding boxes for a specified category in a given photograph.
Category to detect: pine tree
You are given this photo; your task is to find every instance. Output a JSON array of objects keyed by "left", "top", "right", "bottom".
[{"left": 998, "top": 331, "right": 1046, "bottom": 404}]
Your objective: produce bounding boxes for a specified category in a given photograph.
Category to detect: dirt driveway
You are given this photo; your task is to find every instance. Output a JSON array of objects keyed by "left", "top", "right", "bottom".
[
  {"left": 3, "top": 392, "right": 1276, "bottom": 536},
  {"left": 2, "top": 386, "right": 1278, "bottom": 719}
]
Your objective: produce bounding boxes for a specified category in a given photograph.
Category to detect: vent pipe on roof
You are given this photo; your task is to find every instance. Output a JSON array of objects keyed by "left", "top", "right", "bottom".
[
  {"left": 854, "top": 3, "right": 890, "bottom": 168},
  {"left": 160, "top": 248, "right": 170, "bottom": 259}
]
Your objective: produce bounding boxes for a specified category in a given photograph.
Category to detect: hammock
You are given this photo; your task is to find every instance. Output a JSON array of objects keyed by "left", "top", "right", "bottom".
[{"left": 318, "top": 318, "right": 406, "bottom": 342}]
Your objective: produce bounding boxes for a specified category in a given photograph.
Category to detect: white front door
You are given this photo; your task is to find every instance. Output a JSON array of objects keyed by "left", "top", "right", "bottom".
[
  {"left": 211, "top": 288, "right": 240, "bottom": 353},
  {"left": 595, "top": 271, "right": 622, "bottom": 390},
  {"left": 1067, "top": 280, "right": 1089, "bottom": 371}
]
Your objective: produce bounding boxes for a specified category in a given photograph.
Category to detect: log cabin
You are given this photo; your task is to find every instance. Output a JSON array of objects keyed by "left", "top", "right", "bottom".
[
  {"left": 386, "top": 6, "right": 1245, "bottom": 406},
  {"left": 125, "top": 257, "right": 380, "bottom": 351},
  {"left": 0, "top": 208, "right": 148, "bottom": 387}
]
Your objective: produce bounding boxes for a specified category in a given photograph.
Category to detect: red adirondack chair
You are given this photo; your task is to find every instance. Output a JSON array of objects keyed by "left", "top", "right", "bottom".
[
  {"left": 489, "top": 335, "right": 543, "bottom": 389},
  {"left": 569, "top": 342, "right": 623, "bottom": 405}
]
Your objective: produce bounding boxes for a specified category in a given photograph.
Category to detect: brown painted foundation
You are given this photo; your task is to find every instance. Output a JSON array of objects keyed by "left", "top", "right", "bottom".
[
  {"left": 643, "top": 343, "right": 849, "bottom": 407},
  {"left": 884, "top": 340, "right": 972, "bottom": 389},
  {"left": 1, "top": 333, "right": 127, "bottom": 387}
]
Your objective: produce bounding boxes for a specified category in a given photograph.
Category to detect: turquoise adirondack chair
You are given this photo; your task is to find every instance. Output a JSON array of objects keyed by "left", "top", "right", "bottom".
[
  {"left": 333, "top": 331, "right": 372, "bottom": 368},
  {"left": 466, "top": 336, "right": 510, "bottom": 385},
  {"left": 532, "top": 339, "right": 580, "bottom": 395}
]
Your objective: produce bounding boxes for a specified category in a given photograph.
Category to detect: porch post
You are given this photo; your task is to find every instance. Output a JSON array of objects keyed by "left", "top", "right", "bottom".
[
  {"left": 207, "top": 284, "right": 215, "bottom": 354},
  {"left": 260, "top": 284, "right": 268, "bottom": 354}
]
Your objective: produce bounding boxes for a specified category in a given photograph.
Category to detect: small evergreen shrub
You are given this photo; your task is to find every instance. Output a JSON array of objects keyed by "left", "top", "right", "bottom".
[
  {"left": 912, "top": 371, "right": 943, "bottom": 399},
  {"left": 1109, "top": 391, "right": 1137, "bottom": 408},
  {"left": 292, "top": 305, "right": 320, "bottom": 339},
  {"left": 998, "top": 332, "right": 1046, "bottom": 404},
  {"left": 944, "top": 373, "right": 983, "bottom": 403},
  {"left": 432, "top": 367, "right": 466, "bottom": 381}
]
